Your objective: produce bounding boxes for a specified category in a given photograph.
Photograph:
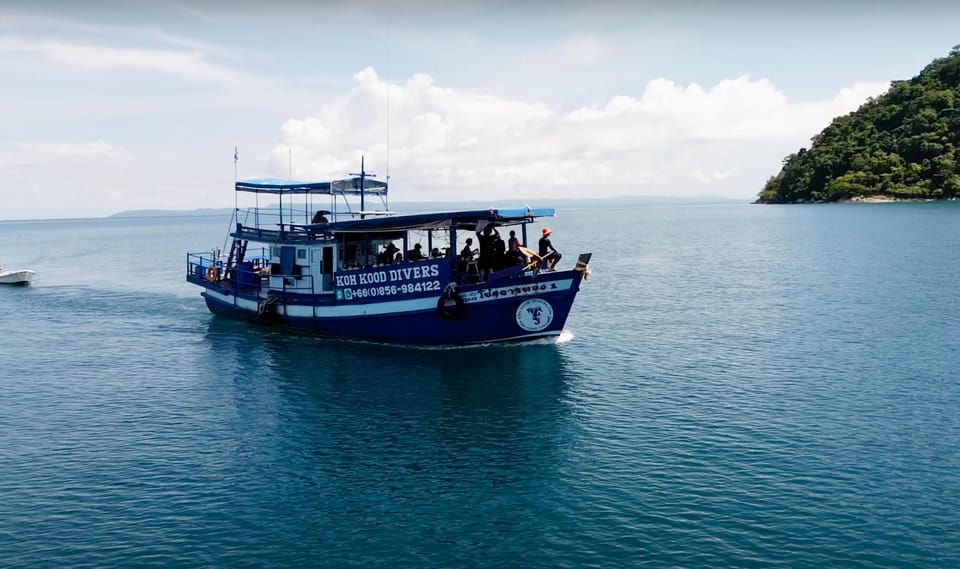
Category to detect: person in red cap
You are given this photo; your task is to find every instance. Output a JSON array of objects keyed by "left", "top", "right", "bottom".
[{"left": 538, "top": 227, "right": 562, "bottom": 269}]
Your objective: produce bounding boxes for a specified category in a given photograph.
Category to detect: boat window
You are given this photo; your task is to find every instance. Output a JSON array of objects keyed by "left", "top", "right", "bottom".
[
  {"left": 321, "top": 246, "right": 334, "bottom": 291},
  {"left": 297, "top": 248, "right": 307, "bottom": 260},
  {"left": 323, "top": 247, "right": 333, "bottom": 276},
  {"left": 411, "top": 228, "right": 450, "bottom": 260},
  {"left": 338, "top": 233, "right": 408, "bottom": 269},
  {"left": 340, "top": 241, "right": 361, "bottom": 269}
]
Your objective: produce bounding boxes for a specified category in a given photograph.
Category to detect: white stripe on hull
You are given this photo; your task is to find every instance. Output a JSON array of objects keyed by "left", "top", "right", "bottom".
[
  {"left": 460, "top": 279, "right": 573, "bottom": 304},
  {"left": 204, "top": 277, "right": 574, "bottom": 318},
  {"left": 206, "top": 289, "right": 436, "bottom": 318}
]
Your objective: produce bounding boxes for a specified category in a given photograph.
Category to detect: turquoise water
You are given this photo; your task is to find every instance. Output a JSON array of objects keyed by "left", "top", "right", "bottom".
[{"left": 1, "top": 204, "right": 958, "bottom": 567}]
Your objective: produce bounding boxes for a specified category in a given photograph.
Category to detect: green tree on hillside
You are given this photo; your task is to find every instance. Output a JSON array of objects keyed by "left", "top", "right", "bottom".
[{"left": 757, "top": 49, "right": 960, "bottom": 203}]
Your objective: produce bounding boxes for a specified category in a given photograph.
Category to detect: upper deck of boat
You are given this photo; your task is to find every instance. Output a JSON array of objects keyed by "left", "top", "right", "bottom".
[
  {"left": 231, "top": 172, "right": 554, "bottom": 244},
  {"left": 232, "top": 207, "right": 555, "bottom": 244}
]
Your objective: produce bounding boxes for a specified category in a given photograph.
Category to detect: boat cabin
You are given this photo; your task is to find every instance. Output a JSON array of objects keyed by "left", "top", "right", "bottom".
[{"left": 187, "top": 166, "right": 555, "bottom": 301}]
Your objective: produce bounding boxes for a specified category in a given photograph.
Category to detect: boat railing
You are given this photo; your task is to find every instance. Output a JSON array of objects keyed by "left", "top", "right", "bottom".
[
  {"left": 186, "top": 251, "right": 221, "bottom": 283},
  {"left": 232, "top": 201, "right": 392, "bottom": 240},
  {"left": 236, "top": 205, "right": 339, "bottom": 231},
  {"left": 232, "top": 256, "right": 270, "bottom": 290},
  {"left": 186, "top": 247, "right": 324, "bottom": 299},
  {"left": 267, "top": 272, "right": 317, "bottom": 295},
  {"left": 186, "top": 251, "right": 271, "bottom": 289},
  {"left": 233, "top": 225, "right": 328, "bottom": 244}
]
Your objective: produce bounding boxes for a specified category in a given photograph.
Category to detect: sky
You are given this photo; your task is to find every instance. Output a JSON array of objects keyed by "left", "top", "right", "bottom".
[{"left": 2, "top": 0, "right": 959, "bottom": 219}]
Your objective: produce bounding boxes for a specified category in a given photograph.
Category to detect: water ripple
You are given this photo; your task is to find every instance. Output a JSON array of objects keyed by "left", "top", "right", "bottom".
[{"left": 2, "top": 206, "right": 959, "bottom": 566}]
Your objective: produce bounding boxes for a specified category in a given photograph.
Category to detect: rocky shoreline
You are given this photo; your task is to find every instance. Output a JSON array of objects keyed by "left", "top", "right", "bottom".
[
  {"left": 755, "top": 195, "right": 960, "bottom": 204},
  {"left": 841, "top": 195, "right": 960, "bottom": 203}
]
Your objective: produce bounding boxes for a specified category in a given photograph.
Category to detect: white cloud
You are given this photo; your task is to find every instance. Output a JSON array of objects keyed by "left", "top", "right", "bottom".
[
  {"left": 0, "top": 9, "right": 232, "bottom": 56},
  {"left": 0, "top": 140, "right": 141, "bottom": 218},
  {"left": 0, "top": 36, "right": 254, "bottom": 82},
  {"left": 0, "top": 8, "right": 264, "bottom": 84},
  {"left": 0, "top": 140, "right": 234, "bottom": 219},
  {"left": 691, "top": 168, "right": 738, "bottom": 184},
  {"left": 560, "top": 34, "right": 612, "bottom": 63},
  {"left": 268, "top": 69, "right": 889, "bottom": 201},
  {"left": 0, "top": 140, "right": 133, "bottom": 168},
  {"left": 565, "top": 77, "right": 888, "bottom": 144}
]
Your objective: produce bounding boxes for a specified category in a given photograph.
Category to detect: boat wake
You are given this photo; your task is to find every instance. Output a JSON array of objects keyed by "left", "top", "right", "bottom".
[{"left": 555, "top": 329, "right": 576, "bottom": 344}]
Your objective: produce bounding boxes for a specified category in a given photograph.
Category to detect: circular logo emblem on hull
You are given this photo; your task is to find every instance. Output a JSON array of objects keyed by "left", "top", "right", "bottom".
[{"left": 516, "top": 298, "right": 554, "bottom": 332}]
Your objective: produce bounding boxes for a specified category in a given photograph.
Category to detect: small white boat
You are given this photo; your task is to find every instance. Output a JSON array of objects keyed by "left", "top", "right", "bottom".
[{"left": 0, "top": 268, "right": 35, "bottom": 285}]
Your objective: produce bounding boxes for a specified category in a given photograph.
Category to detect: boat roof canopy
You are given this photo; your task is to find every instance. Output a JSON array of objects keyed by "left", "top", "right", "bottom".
[
  {"left": 303, "top": 207, "right": 555, "bottom": 233},
  {"left": 236, "top": 177, "right": 388, "bottom": 195}
]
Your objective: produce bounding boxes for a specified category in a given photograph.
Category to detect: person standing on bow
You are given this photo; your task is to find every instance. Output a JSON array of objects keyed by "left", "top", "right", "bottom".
[{"left": 538, "top": 227, "right": 562, "bottom": 269}]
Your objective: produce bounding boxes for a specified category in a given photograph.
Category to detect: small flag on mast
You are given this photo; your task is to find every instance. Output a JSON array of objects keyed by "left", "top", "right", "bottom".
[{"left": 234, "top": 147, "right": 238, "bottom": 163}]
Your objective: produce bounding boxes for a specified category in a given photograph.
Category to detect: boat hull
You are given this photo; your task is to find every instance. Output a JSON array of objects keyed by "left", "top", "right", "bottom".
[
  {"left": 0, "top": 270, "right": 35, "bottom": 285},
  {"left": 200, "top": 271, "right": 583, "bottom": 346}
]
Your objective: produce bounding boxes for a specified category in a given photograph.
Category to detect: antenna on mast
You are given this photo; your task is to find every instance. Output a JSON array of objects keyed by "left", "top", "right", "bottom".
[
  {"left": 386, "top": 71, "right": 391, "bottom": 192},
  {"left": 385, "top": 15, "right": 392, "bottom": 198},
  {"left": 350, "top": 155, "right": 377, "bottom": 217},
  {"left": 233, "top": 146, "right": 238, "bottom": 213}
]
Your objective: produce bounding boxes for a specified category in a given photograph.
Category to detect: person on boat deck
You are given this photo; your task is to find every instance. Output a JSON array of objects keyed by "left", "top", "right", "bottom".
[
  {"left": 504, "top": 238, "right": 526, "bottom": 267},
  {"left": 311, "top": 210, "right": 328, "bottom": 224},
  {"left": 476, "top": 223, "right": 499, "bottom": 281},
  {"left": 507, "top": 230, "right": 520, "bottom": 251},
  {"left": 380, "top": 242, "right": 399, "bottom": 264},
  {"left": 407, "top": 243, "right": 425, "bottom": 261},
  {"left": 458, "top": 237, "right": 477, "bottom": 275},
  {"left": 539, "top": 227, "right": 562, "bottom": 269},
  {"left": 492, "top": 229, "right": 506, "bottom": 271},
  {"left": 459, "top": 238, "right": 476, "bottom": 261}
]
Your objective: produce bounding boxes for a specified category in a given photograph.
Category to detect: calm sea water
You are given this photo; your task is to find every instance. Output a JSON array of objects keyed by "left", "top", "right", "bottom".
[{"left": 1, "top": 203, "right": 958, "bottom": 567}]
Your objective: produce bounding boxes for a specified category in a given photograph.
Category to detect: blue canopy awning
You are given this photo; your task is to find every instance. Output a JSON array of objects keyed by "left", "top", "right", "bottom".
[
  {"left": 236, "top": 177, "right": 388, "bottom": 195},
  {"left": 304, "top": 207, "right": 555, "bottom": 233}
]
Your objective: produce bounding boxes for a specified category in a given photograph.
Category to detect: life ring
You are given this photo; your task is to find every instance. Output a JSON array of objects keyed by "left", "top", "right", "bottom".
[
  {"left": 206, "top": 266, "right": 220, "bottom": 283},
  {"left": 437, "top": 284, "right": 466, "bottom": 320}
]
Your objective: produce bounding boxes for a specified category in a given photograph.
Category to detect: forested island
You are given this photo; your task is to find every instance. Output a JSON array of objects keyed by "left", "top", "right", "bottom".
[{"left": 756, "top": 48, "right": 960, "bottom": 203}]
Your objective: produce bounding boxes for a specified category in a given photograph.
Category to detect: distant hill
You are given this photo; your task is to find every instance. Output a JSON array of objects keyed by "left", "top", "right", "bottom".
[
  {"left": 757, "top": 47, "right": 960, "bottom": 203},
  {"left": 109, "top": 208, "right": 234, "bottom": 218},
  {"left": 110, "top": 195, "right": 747, "bottom": 218},
  {"left": 391, "top": 195, "right": 746, "bottom": 211}
]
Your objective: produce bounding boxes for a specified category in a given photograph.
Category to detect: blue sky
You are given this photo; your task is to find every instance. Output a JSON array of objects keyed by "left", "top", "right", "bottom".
[{"left": 2, "top": 0, "right": 959, "bottom": 219}]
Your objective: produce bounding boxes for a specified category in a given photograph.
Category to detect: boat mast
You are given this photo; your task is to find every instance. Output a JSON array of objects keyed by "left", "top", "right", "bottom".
[{"left": 350, "top": 156, "right": 377, "bottom": 218}]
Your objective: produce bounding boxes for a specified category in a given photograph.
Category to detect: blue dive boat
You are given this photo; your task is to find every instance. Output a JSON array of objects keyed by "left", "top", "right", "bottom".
[{"left": 186, "top": 161, "right": 591, "bottom": 345}]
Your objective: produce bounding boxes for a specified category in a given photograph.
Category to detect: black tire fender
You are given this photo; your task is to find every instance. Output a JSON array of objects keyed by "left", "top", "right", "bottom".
[{"left": 437, "top": 283, "right": 466, "bottom": 320}]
